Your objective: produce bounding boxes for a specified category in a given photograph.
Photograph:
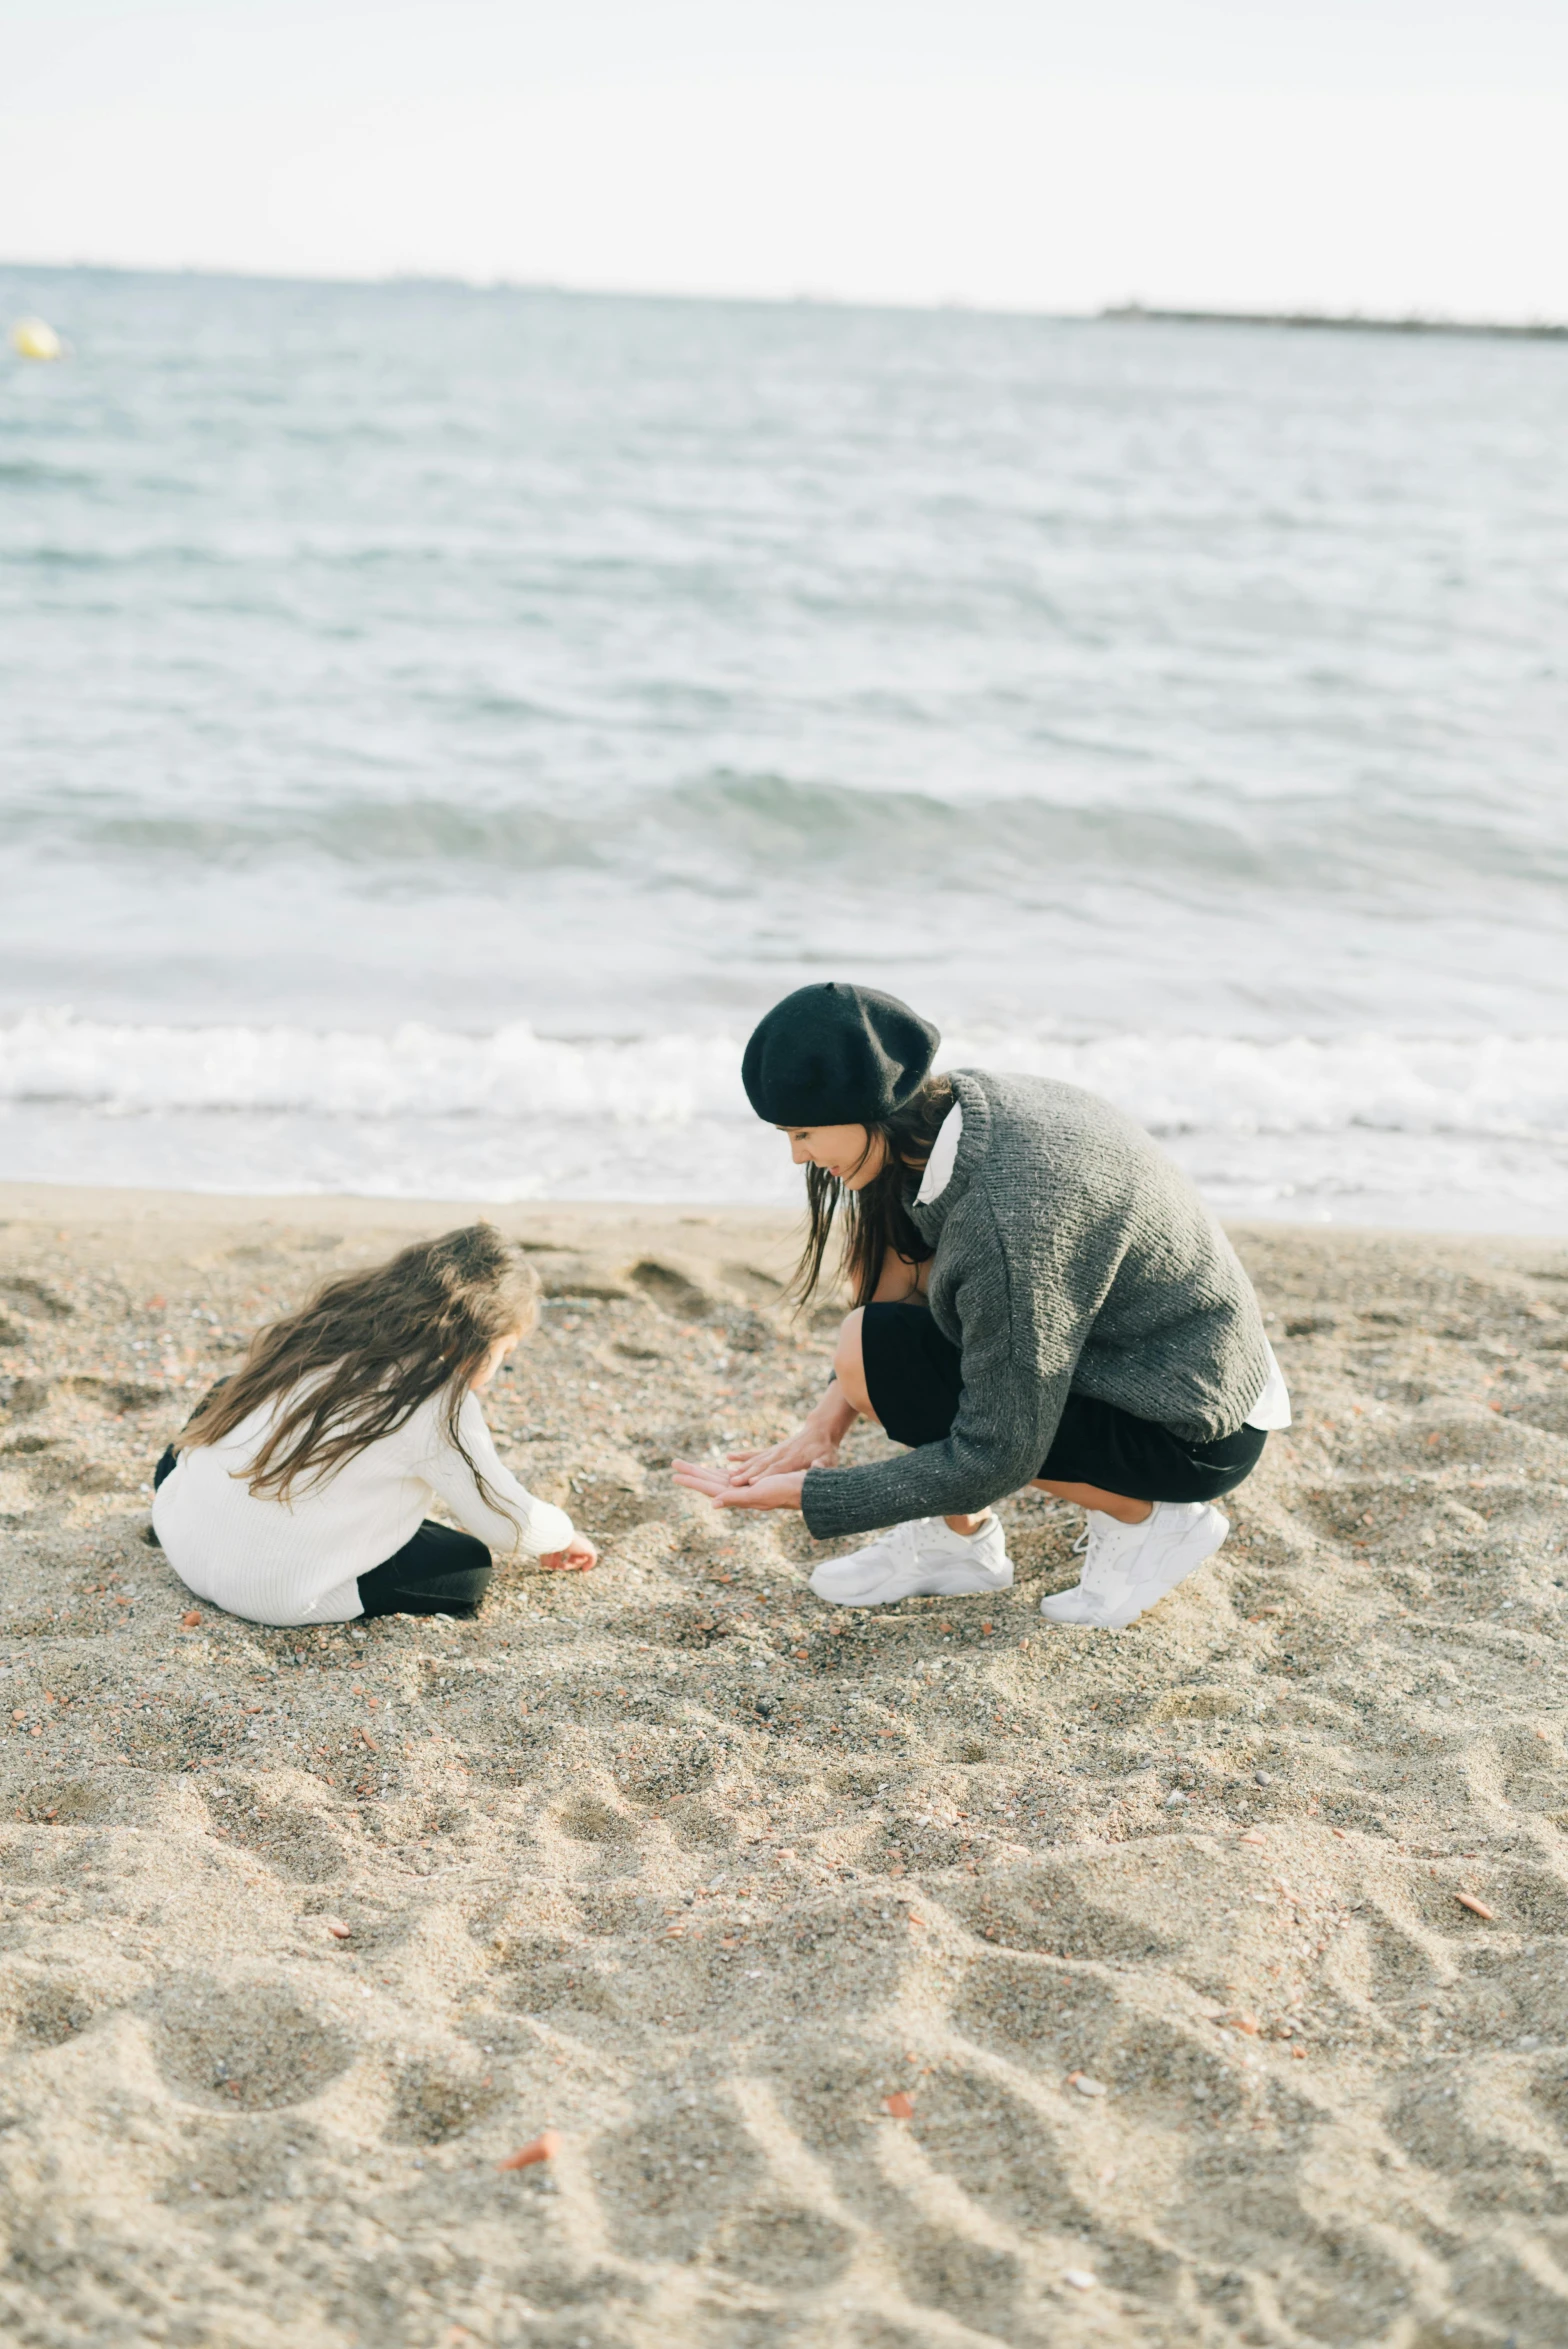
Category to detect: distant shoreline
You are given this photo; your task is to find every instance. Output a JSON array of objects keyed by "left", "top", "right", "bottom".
[
  {"left": 1104, "top": 302, "right": 1568, "bottom": 343},
  {"left": 5, "top": 258, "right": 1567, "bottom": 341}
]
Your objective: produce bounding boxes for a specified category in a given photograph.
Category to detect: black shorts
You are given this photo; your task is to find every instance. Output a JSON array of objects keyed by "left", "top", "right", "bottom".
[{"left": 859, "top": 1302, "right": 1266, "bottom": 1505}]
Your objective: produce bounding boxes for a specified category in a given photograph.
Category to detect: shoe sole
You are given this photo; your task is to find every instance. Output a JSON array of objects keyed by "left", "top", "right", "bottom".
[{"left": 810, "top": 1562, "right": 1014, "bottom": 1608}]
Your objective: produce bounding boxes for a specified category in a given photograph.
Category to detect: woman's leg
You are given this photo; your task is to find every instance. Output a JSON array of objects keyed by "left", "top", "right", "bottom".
[
  {"left": 835, "top": 1307, "right": 988, "bottom": 1536},
  {"left": 1034, "top": 1393, "right": 1267, "bottom": 1508},
  {"left": 1035, "top": 1398, "right": 1267, "bottom": 1628},
  {"left": 1032, "top": 1479, "right": 1150, "bottom": 1521},
  {"left": 357, "top": 1522, "right": 493, "bottom": 1620},
  {"left": 843, "top": 1322, "right": 1264, "bottom": 1519},
  {"left": 831, "top": 1307, "right": 872, "bottom": 1414},
  {"left": 839, "top": 1315, "right": 1156, "bottom": 1520}
]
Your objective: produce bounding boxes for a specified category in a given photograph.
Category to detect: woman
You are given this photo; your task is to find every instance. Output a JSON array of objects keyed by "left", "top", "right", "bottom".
[{"left": 675, "top": 983, "right": 1288, "bottom": 1628}]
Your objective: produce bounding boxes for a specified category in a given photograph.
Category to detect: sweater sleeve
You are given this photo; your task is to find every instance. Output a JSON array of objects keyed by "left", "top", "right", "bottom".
[
  {"left": 800, "top": 1199, "right": 1074, "bottom": 1540},
  {"left": 419, "top": 1395, "right": 576, "bottom": 1558}
]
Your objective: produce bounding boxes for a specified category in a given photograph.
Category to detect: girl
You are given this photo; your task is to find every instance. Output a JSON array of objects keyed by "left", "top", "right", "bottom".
[
  {"left": 675, "top": 983, "right": 1288, "bottom": 1629},
  {"left": 152, "top": 1224, "right": 595, "bottom": 1626}
]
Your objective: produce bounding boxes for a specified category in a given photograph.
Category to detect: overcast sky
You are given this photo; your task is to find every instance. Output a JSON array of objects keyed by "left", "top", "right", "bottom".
[{"left": 4, "top": 0, "right": 1567, "bottom": 315}]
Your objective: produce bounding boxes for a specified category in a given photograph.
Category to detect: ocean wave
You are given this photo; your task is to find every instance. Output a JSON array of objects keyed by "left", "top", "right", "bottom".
[
  {"left": 0, "top": 1014, "right": 739, "bottom": 1122},
  {"left": 3, "top": 770, "right": 1561, "bottom": 895},
  {"left": 2, "top": 1011, "right": 1563, "bottom": 1143},
  {"left": 54, "top": 801, "right": 606, "bottom": 872},
  {"left": 952, "top": 1031, "right": 1568, "bottom": 1144}
]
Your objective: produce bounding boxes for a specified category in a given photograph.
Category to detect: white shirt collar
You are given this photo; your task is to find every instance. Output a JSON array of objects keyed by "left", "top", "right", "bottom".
[{"left": 914, "top": 1098, "right": 963, "bottom": 1206}]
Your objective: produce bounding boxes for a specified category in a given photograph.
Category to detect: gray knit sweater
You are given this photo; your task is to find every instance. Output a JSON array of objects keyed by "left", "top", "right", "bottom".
[{"left": 800, "top": 1070, "right": 1273, "bottom": 1541}]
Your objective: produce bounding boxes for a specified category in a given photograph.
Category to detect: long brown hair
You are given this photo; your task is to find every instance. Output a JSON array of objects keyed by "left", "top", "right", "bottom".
[
  {"left": 788, "top": 1075, "right": 955, "bottom": 1310},
  {"left": 178, "top": 1224, "right": 539, "bottom": 1512}
]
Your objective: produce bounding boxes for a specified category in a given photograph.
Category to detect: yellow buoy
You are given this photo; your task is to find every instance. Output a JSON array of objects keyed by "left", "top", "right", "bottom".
[{"left": 11, "top": 316, "right": 63, "bottom": 362}]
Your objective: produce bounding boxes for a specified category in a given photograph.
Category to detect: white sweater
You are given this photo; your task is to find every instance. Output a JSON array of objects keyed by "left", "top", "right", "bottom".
[{"left": 152, "top": 1387, "right": 575, "bottom": 1628}]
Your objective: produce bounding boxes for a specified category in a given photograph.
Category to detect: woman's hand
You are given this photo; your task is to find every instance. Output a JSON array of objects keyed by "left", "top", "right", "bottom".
[
  {"left": 726, "top": 1383, "right": 855, "bottom": 1486},
  {"left": 726, "top": 1426, "right": 840, "bottom": 1484},
  {"left": 672, "top": 1462, "right": 807, "bottom": 1513},
  {"left": 538, "top": 1537, "right": 597, "bottom": 1572}
]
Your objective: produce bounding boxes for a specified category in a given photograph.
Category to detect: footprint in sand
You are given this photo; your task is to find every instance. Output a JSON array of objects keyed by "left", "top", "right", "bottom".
[
  {"left": 3, "top": 1973, "right": 100, "bottom": 2050},
  {"left": 149, "top": 1975, "right": 352, "bottom": 2111},
  {"left": 389, "top": 2057, "right": 503, "bottom": 2145},
  {"left": 594, "top": 2090, "right": 765, "bottom": 2261},
  {"left": 203, "top": 1792, "right": 349, "bottom": 1883},
  {"left": 709, "top": 2203, "right": 854, "bottom": 2289}
]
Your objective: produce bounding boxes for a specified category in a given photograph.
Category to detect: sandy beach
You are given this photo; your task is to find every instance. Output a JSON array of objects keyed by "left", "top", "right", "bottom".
[{"left": 2, "top": 1184, "right": 1566, "bottom": 2348}]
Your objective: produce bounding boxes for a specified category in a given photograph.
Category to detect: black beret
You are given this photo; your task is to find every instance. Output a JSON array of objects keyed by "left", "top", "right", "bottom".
[{"left": 741, "top": 983, "right": 940, "bottom": 1126}]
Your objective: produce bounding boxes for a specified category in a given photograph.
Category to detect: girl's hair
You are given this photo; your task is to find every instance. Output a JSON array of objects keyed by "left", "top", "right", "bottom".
[
  {"left": 788, "top": 1075, "right": 955, "bottom": 1311},
  {"left": 178, "top": 1223, "right": 539, "bottom": 1513}
]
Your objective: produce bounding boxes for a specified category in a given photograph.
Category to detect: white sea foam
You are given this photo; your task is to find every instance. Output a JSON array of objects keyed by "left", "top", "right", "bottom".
[
  {"left": 2, "top": 1011, "right": 1564, "bottom": 1139},
  {"left": 1, "top": 1012, "right": 1563, "bottom": 1227},
  {"left": 946, "top": 1030, "right": 1568, "bottom": 1146},
  {"left": 0, "top": 1013, "right": 742, "bottom": 1124}
]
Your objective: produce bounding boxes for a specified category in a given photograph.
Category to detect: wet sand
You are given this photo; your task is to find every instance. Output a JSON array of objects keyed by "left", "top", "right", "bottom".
[{"left": 2, "top": 1186, "right": 1567, "bottom": 2347}]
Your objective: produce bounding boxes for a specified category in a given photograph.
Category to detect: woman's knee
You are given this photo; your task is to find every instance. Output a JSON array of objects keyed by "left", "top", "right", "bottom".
[{"left": 833, "top": 1308, "right": 871, "bottom": 1414}]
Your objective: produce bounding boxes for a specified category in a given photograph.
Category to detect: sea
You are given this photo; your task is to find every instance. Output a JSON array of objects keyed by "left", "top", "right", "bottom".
[{"left": 2, "top": 266, "right": 1565, "bottom": 1228}]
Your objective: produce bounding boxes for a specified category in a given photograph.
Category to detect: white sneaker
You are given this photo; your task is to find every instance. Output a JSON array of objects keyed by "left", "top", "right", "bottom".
[
  {"left": 1039, "top": 1501, "right": 1228, "bottom": 1630},
  {"left": 809, "top": 1513, "right": 1013, "bottom": 1607}
]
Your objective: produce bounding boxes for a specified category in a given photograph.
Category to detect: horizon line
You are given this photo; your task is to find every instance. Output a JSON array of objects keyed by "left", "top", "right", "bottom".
[{"left": 4, "top": 257, "right": 1567, "bottom": 340}]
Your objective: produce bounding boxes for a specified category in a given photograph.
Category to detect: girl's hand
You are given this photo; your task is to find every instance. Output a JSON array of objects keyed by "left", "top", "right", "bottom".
[
  {"left": 538, "top": 1537, "right": 597, "bottom": 1572},
  {"left": 672, "top": 1462, "right": 807, "bottom": 1513},
  {"left": 727, "top": 1427, "right": 840, "bottom": 1484}
]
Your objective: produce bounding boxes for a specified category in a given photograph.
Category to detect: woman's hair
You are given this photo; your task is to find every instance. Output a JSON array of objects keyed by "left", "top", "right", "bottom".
[
  {"left": 788, "top": 1075, "right": 955, "bottom": 1311},
  {"left": 177, "top": 1223, "right": 539, "bottom": 1513}
]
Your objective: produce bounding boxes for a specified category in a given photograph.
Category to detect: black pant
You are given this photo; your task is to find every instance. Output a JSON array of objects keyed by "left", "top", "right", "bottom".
[
  {"left": 860, "top": 1302, "right": 1267, "bottom": 1505},
  {"left": 153, "top": 1445, "right": 492, "bottom": 1620},
  {"left": 356, "top": 1522, "right": 492, "bottom": 1619}
]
